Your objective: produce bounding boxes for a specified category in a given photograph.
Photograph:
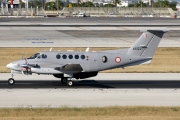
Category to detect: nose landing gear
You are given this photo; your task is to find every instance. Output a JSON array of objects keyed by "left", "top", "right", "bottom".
[
  {"left": 8, "top": 78, "right": 15, "bottom": 85},
  {"left": 8, "top": 74, "right": 15, "bottom": 85}
]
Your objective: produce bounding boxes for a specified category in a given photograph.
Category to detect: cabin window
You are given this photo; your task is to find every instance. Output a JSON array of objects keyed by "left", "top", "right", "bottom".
[
  {"left": 102, "top": 56, "right": 108, "bottom": 63},
  {"left": 75, "top": 55, "right": 79, "bottom": 59},
  {"left": 56, "top": 54, "right": 61, "bottom": 59},
  {"left": 69, "top": 55, "right": 73, "bottom": 59},
  {"left": 62, "top": 54, "right": 67, "bottom": 59},
  {"left": 81, "top": 55, "right": 85, "bottom": 59}
]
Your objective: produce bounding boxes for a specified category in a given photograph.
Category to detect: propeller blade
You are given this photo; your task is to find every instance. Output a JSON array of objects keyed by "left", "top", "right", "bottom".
[
  {"left": 25, "top": 58, "right": 27, "bottom": 64},
  {"left": 26, "top": 68, "right": 28, "bottom": 77},
  {"left": 21, "top": 70, "right": 24, "bottom": 75}
]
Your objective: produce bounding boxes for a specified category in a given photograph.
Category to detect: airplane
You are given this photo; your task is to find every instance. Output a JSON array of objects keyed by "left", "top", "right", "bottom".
[{"left": 6, "top": 30, "right": 168, "bottom": 86}]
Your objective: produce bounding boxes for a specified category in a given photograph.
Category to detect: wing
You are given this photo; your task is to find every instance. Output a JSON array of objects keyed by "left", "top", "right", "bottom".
[{"left": 29, "top": 61, "right": 83, "bottom": 74}]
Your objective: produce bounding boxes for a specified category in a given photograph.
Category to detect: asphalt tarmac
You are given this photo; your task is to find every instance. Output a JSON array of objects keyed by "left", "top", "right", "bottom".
[
  {"left": 0, "top": 17, "right": 180, "bottom": 25},
  {"left": 1, "top": 80, "right": 180, "bottom": 89},
  {"left": 0, "top": 17, "right": 179, "bottom": 47},
  {"left": 0, "top": 73, "right": 180, "bottom": 89},
  {"left": 0, "top": 73, "right": 180, "bottom": 107},
  {"left": 0, "top": 27, "right": 180, "bottom": 47}
]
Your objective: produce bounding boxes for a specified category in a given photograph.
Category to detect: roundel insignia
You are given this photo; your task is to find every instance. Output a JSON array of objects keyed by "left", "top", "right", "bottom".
[{"left": 115, "top": 57, "right": 121, "bottom": 63}]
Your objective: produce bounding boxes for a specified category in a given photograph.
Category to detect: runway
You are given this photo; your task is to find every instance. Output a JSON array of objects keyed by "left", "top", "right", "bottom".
[
  {"left": 0, "top": 73, "right": 180, "bottom": 89},
  {"left": 0, "top": 73, "right": 180, "bottom": 107},
  {"left": 0, "top": 17, "right": 179, "bottom": 47},
  {"left": 0, "top": 17, "right": 180, "bottom": 26}
]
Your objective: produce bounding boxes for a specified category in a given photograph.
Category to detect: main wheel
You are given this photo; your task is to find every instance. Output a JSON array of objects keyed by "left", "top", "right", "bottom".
[
  {"left": 61, "top": 78, "right": 67, "bottom": 84},
  {"left": 8, "top": 78, "right": 15, "bottom": 85},
  {"left": 67, "top": 80, "right": 73, "bottom": 86}
]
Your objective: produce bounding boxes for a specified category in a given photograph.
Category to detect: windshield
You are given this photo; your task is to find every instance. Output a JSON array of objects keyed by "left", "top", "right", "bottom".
[{"left": 27, "top": 53, "right": 40, "bottom": 59}]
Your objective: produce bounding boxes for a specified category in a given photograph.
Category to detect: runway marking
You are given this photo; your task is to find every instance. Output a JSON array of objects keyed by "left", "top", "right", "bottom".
[{"left": 32, "top": 42, "right": 54, "bottom": 44}]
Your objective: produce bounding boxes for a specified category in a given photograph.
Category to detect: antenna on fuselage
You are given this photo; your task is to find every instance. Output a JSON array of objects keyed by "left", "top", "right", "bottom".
[{"left": 85, "top": 47, "right": 89, "bottom": 52}]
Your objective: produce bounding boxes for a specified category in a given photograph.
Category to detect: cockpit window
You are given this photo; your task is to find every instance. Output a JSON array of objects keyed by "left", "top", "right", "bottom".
[
  {"left": 42, "top": 54, "right": 47, "bottom": 59},
  {"left": 27, "top": 53, "right": 40, "bottom": 59}
]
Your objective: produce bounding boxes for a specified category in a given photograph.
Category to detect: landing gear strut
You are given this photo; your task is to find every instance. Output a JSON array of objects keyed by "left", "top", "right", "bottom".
[{"left": 8, "top": 74, "right": 15, "bottom": 85}]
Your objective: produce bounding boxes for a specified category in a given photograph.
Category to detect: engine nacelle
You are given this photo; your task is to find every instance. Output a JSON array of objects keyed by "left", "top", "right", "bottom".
[
  {"left": 11, "top": 70, "right": 22, "bottom": 74},
  {"left": 22, "top": 71, "right": 32, "bottom": 75},
  {"left": 53, "top": 74, "right": 63, "bottom": 78},
  {"left": 53, "top": 72, "right": 98, "bottom": 79},
  {"left": 31, "top": 68, "right": 61, "bottom": 74}
]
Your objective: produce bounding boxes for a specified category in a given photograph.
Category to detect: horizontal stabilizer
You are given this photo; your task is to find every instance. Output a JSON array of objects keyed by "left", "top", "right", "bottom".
[{"left": 120, "top": 58, "right": 152, "bottom": 68}]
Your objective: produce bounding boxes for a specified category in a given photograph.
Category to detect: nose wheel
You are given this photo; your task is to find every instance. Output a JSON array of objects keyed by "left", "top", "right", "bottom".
[
  {"left": 8, "top": 73, "right": 15, "bottom": 85},
  {"left": 8, "top": 78, "right": 15, "bottom": 85}
]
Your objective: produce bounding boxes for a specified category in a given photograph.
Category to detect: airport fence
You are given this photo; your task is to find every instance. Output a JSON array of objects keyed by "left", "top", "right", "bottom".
[
  {"left": 0, "top": 7, "right": 46, "bottom": 16},
  {"left": 0, "top": 7, "right": 173, "bottom": 17},
  {"left": 65, "top": 7, "right": 172, "bottom": 17}
]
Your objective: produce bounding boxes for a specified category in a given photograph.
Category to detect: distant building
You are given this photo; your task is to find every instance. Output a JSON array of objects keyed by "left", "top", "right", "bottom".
[
  {"left": 176, "top": 3, "right": 180, "bottom": 16},
  {"left": 5, "top": 0, "right": 19, "bottom": 8},
  {"left": 176, "top": 3, "right": 180, "bottom": 8},
  {"left": 120, "top": 0, "right": 137, "bottom": 7}
]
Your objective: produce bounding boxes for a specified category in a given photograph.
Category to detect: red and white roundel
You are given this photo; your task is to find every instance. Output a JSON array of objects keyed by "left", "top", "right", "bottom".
[{"left": 115, "top": 57, "right": 121, "bottom": 63}]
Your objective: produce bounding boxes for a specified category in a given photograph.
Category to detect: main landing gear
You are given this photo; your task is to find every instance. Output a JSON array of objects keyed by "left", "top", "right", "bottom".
[
  {"left": 8, "top": 74, "right": 15, "bottom": 85},
  {"left": 61, "top": 78, "right": 74, "bottom": 86},
  {"left": 7, "top": 74, "right": 74, "bottom": 86}
]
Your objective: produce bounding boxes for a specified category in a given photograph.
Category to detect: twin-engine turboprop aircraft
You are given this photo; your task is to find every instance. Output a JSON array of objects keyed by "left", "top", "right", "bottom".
[{"left": 6, "top": 30, "right": 168, "bottom": 86}]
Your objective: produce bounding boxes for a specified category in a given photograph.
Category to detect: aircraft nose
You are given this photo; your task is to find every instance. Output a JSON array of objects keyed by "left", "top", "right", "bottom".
[{"left": 6, "top": 63, "right": 14, "bottom": 69}]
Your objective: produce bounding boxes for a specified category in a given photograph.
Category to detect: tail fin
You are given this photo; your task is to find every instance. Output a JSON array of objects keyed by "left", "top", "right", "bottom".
[{"left": 127, "top": 30, "right": 168, "bottom": 58}]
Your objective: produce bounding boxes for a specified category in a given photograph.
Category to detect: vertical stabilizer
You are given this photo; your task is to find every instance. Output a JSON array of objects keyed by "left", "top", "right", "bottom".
[{"left": 127, "top": 30, "right": 168, "bottom": 58}]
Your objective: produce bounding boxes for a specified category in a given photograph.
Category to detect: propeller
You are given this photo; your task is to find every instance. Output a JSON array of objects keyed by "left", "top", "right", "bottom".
[{"left": 21, "top": 58, "right": 31, "bottom": 76}]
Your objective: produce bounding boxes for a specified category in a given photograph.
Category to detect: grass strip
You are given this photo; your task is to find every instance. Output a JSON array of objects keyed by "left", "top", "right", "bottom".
[{"left": 0, "top": 106, "right": 180, "bottom": 120}]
